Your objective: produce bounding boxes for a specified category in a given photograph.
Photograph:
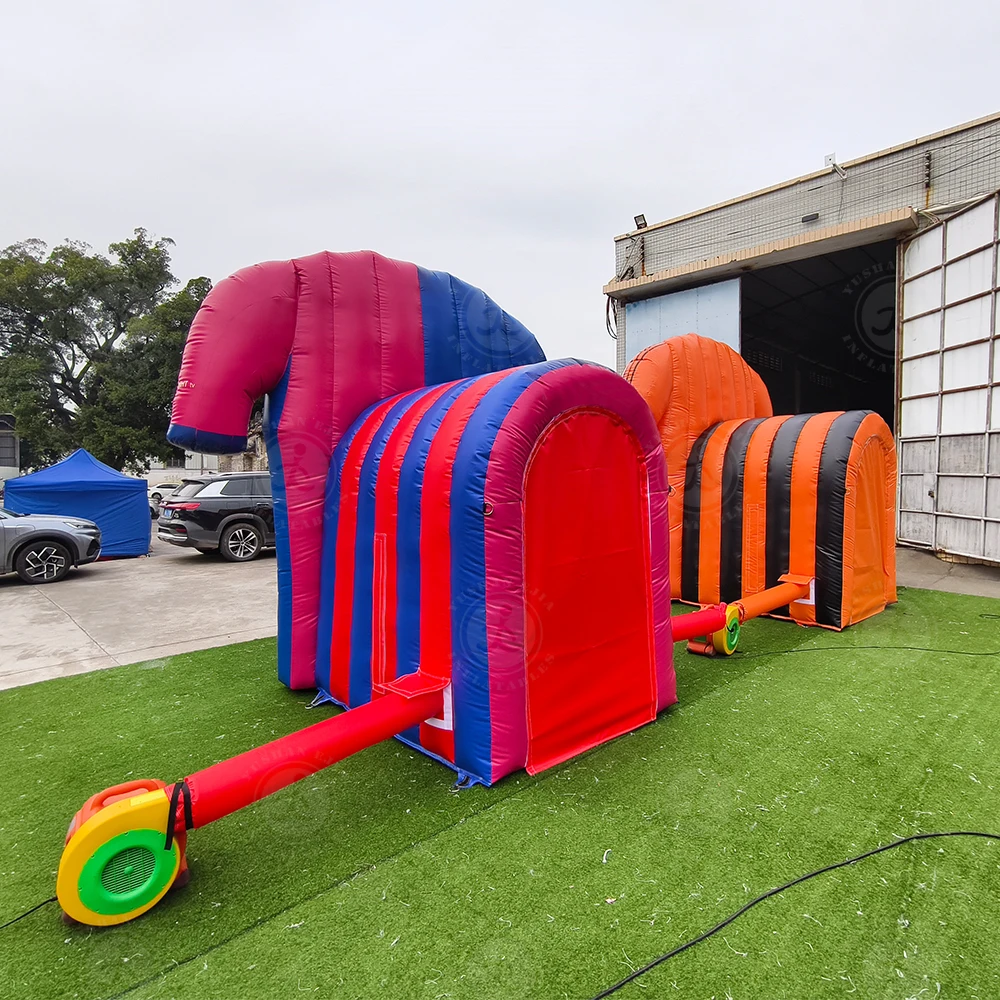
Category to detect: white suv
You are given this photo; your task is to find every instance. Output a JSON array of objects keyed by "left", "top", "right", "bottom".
[{"left": 148, "top": 481, "right": 182, "bottom": 503}]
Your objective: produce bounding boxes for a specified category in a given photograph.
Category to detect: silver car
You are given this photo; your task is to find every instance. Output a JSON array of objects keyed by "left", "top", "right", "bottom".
[{"left": 0, "top": 507, "right": 102, "bottom": 584}]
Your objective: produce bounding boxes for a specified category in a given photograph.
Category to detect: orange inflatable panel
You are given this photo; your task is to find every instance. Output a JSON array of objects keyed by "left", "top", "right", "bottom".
[
  {"left": 626, "top": 334, "right": 896, "bottom": 629},
  {"left": 624, "top": 335, "right": 771, "bottom": 594}
]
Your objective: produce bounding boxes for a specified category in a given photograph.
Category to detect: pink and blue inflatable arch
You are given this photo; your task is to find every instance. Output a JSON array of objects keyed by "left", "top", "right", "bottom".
[{"left": 169, "top": 251, "right": 545, "bottom": 689}]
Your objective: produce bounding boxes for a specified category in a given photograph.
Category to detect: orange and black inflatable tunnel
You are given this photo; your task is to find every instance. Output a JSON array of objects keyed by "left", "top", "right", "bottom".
[{"left": 626, "top": 335, "right": 897, "bottom": 630}]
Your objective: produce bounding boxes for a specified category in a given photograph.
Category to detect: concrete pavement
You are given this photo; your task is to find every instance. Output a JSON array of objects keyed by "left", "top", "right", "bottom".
[
  {"left": 0, "top": 535, "right": 277, "bottom": 690},
  {"left": 895, "top": 545, "right": 1000, "bottom": 600}
]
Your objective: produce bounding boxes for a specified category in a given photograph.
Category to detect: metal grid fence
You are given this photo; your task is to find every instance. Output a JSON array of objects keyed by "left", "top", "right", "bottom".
[{"left": 897, "top": 192, "right": 1000, "bottom": 563}]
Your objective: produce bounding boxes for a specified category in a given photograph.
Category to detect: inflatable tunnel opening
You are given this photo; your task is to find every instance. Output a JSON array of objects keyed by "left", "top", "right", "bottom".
[
  {"left": 740, "top": 240, "right": 897, "bottom": 432},
  {"left": 523, "top": 408, "right": 659, "bottom": 775}
]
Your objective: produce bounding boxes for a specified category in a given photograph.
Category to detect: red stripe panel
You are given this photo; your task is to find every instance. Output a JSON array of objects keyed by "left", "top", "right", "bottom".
[
  {"left": 419, "top": 371, "right": 510, "bottom": 683},
  {"left": 372, "top": 254, "right": 426, "bottom": 400},
  {"left": 328, "top": 396, "right": 401, "bottom": 705},
  {"left": 373, "top": 382, "right": 455, "bottom": 686},
  {"left": 326, "top": 252, "right": 425, "bottom": 444}
]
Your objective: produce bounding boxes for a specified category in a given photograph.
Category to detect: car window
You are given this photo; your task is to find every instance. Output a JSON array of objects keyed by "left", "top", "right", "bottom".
[
  {"left": 252, "top": 476, "right": 272, "bottom": 497},
  {"left": 220, "top": 478, "right": 254, "bottom": 497},
  {"left": 172, "top": 482, "right": 205, "bottom": 499},
  {"left": 189, "top": 480, "right": 228, "bottom": 497}
]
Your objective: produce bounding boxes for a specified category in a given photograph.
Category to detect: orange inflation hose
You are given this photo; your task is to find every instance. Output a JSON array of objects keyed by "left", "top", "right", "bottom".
[{"left": 734, "top": 581, "right": 810, "bottom": 622}]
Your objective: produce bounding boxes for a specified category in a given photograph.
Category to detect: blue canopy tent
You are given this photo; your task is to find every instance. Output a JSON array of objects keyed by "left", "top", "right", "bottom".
[{"left": 4, "top": 449, "right": 150, "bottom": 557}]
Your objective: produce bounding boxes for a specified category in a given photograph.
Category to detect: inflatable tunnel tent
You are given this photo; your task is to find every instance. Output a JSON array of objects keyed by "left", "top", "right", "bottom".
[
  {"left": 625, "top": 334, "right": 897, "bottom": 630},
  {"left": 316, "top": 359, "right": 674, "bottom": 785},
  {"left": 4, "top": 449, "right": 150, "bottom": 557},
  {"left": 166, "top": 250, "right": 677, "bottom": 783},
  {"left": 57, "top": 248, "right": 687, "bottom": 928}
]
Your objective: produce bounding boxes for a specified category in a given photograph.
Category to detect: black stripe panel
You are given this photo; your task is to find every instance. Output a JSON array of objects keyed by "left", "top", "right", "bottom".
[
  {"left": 681, "top": 424, "right": 721, "bottom": 603},
  {"left": 815, "top": 410, "right": 872, "bottom": 628},
  {"left": 765, "top": 414, "right": 813, "bottom": 613},
  {"left": 719, "top": 418, "right": 767, "bottom": 603}
]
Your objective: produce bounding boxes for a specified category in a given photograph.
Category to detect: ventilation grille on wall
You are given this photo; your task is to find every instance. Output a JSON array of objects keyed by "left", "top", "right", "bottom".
[{"left": 745, "top": 349, "right": 783, "bottom": 372}]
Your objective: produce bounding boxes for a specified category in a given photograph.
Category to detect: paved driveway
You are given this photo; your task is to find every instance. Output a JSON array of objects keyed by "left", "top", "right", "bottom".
[{"left": 0, "top": 535, "right": 277, "bottom": 689}]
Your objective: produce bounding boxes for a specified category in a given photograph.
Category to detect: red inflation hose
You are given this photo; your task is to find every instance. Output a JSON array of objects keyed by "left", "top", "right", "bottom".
[
  {"left": 670, "top": 605, "right": 727, "bottom": 643},
  {"left": 175, "top": 688, "right": 444, "bottom": 829}
]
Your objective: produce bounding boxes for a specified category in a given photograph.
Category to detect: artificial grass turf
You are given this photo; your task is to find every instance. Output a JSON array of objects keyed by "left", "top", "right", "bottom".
[{"left": 0, "top": 588, "right": 998, "bottom": 999}]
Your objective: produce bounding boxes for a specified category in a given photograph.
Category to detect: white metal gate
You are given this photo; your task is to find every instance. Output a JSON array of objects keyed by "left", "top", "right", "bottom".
[{"left": 897, "top": 193, "right": 1000, "bottom": 562}]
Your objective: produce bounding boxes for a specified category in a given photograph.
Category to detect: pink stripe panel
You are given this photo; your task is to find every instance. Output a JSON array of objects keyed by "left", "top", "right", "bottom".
[
  {"left": 278, "top": 251, "right": 425, "bottom": 689},
  {"left": 372, "top": 254, "right": 426, "bottom": 402}
]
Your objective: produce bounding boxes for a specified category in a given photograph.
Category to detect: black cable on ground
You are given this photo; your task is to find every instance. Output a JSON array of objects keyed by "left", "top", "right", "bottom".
[
  {"left": 725, "top": 609, "right": 1000, "bottom": 660},
  {"left": 0, "top": 896, "right": 57, "bottom": 931},
  {"left": 730, "top": 642, "right": 1000, "bottom": 660},
  {"left": 589, "top": 830, "right": 1000, "bottom": 999}
]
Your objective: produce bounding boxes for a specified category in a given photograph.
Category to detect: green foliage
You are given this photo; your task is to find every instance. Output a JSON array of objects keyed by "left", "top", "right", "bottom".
[{"left": 0, "top": 231, "right": 210, "bottom": 472}]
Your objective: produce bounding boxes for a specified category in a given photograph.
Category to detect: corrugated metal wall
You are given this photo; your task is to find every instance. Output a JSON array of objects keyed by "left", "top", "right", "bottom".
[
  {"left": 615, "top": 117, "right": 1000, "bottom": 281},
  {"left": 897, "top": 193, "right": 1000, "bottom": 562}
]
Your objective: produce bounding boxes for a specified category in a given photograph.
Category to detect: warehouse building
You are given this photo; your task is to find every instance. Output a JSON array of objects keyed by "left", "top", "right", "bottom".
[
  {"left": 606, "top": 112, "right": 1000, "bottom": 564},
  {"left": 0, "top": 414, "right": 18, "bottom": 488}
]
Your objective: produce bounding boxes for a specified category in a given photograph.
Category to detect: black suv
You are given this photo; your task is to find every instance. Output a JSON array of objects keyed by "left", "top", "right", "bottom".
[{"left": 157, "top": 473, "right": 274, "bottom": 561}]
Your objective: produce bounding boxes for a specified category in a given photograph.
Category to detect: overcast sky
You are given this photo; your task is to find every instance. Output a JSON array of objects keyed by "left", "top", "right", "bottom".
[{"left": 2, "top": 1, "right": 997, "bottom": 367}]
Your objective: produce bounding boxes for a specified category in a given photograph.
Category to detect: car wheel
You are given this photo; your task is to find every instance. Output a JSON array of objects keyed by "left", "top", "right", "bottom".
[
  {"left": 15, "top": 540, "right": 73, "bottom": 584},
  {"left": 219, "top": 523, "right": 263, "bottom": 562},
  {"left": 151, "top": 492, "right": 162, "bottom": 502}
]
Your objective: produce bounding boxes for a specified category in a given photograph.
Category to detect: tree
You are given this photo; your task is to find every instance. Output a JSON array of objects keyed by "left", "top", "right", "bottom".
[
  {"left": 0, "top": 231, "right": 211, "bottom": 471},
  {"left": 76, "top": 277, "right": 213, "bottom": 472}
]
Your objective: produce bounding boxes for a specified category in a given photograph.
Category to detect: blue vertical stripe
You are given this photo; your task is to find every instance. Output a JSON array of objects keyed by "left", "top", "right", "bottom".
[
  {"left": 417, "top": 267, "right": 544, "bottom": 388},
  {"left": 418, "top": 268, "right": 462, "bottom": 386},
  {"left": 395, "top": 377, "right": 478, "bottom": 682},
  {"left": 394, "top": 377, "right": 477, "bottom": 750}
]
